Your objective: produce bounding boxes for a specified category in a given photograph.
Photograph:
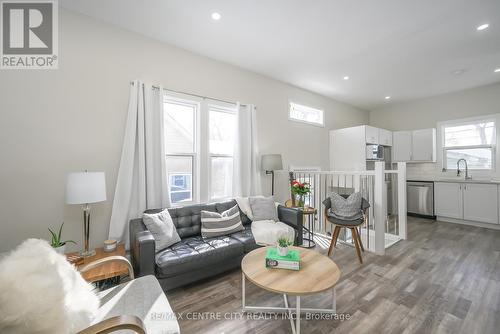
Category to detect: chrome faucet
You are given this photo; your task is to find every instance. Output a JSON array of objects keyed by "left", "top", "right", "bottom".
[{"left": 457, "top": 158, "right": 472, "bottom": 180}]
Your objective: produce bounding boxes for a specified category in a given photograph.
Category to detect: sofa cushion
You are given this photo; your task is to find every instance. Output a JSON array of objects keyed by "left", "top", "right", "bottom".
[
  {"left": 142, "top": 209, "right": 181, "bottom": 253},
  {"left": 155, "top": 235, "right": 245, "bottom": 278},
  {"left": 249, "top": 196, "right": 278, "bottom": 221},
  {"left": 229, "top": 225, "right": 260, "bottom": 253},
  {"left": 201, "top": 204, "right": 244, "bottom": 238},
  {"left": 96, "top": 275, "right": 180, "bottom": 334}
]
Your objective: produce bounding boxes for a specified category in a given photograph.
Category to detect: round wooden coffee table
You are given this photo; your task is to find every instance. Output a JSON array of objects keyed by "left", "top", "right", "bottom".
[{"left": 241, "top": 246, "right": 341, "bottom": 334}]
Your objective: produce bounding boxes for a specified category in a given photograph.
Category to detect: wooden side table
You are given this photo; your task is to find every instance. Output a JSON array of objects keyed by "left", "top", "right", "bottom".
[
  {"left": 66, "top": 244, "right": 129, "bottom": 288},
  {"left": 285, "top": 200, "right": 317, "bottom": 248}
]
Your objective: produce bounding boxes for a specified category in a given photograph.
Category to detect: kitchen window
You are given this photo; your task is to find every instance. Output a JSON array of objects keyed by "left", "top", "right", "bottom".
[
  {"left": 289, "top": 102, "right": 324, "bottom": 126},
  {"left": 442, "top": 119, "right": 496, "bottom": 170}
]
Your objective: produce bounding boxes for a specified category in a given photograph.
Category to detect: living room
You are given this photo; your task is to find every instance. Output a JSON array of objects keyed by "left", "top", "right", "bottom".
[{"left": 1, "top": 1, "right": 500, "bottom": 333}]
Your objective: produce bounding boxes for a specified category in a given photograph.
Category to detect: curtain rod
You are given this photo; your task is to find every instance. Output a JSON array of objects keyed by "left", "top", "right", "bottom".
[{"left": 130, "top": 81, "right": 250, "bottom": 108}]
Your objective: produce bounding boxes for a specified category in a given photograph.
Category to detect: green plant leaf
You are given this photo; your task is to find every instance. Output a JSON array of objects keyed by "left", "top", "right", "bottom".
[{"left": 57, "top": 222, "right": 64, "bottom": 242}]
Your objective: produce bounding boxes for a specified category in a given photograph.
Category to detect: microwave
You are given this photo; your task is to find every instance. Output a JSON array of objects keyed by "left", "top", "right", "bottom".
[{"left": 366, "top": 144, "right": 384, "bottom": 160}]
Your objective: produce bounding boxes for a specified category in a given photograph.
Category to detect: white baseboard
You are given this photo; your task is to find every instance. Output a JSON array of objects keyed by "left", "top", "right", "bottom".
[{"left": 436, "top": 216, "right": 500, "bottom": 230}]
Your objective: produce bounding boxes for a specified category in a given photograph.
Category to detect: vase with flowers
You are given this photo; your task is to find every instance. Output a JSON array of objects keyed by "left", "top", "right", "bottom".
[{"left": 290, "top": 179, "right": 311, "bottom": 208}]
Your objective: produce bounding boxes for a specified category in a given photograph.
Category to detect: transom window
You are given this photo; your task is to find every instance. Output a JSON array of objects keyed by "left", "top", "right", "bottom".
[
  {"left": 289, "top": 102, "right": 324, "bottom": 126},
  {"left": 442, "top": 120, "right": 496, "bottom": 170}
]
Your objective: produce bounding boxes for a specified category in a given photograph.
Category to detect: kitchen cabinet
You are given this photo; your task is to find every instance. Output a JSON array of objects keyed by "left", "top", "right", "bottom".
[
  {"left": 365, "top": 126, "right": 379, "bottom": 145},
  {"left": 379, "top": 129, "right": 393, "bottom": 146},
  {"left": 435, "top": 182, "right": 463, "bottom": 219},
  {"left": 392, "top": 131, "right": 412, "bottom": 162},
  {"left": 392, "top": 128, "right": 436, "bottom": 162},
  {"left": 435, "top": 182, "right": 499, "bottom": 224},
  {"left": 330, "top": 125, "right": 392, "bottom": 171},
  {"left": 463, "top": 183, "right": 498, "bottom": 224},
  {"left": 412, "top": 129, "right": 436, "bottom": 161}
]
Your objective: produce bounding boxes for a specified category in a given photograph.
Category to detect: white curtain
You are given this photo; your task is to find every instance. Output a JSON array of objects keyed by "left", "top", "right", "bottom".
[
  {"left": 108, "top": 80, "right": 170, "bottom": 247},
  {"left": 233, "top": 103, "right": 262, "bottom": 197}
]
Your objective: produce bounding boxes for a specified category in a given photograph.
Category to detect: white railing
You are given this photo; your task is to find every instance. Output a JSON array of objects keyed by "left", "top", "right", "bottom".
[{"left": 291, "top": 162, "right": 407, "bottom": 255}]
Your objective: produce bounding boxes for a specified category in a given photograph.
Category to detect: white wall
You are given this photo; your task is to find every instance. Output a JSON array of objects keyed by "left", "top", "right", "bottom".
[
  {"left": 369, "top": 82, "right": 500, "bottom": 177},
  {"left": 0, "top": 9, "right": 368, "bottom": 252},
  {"left": 369, "top": 82, "right": 500, "bottom": 130}
]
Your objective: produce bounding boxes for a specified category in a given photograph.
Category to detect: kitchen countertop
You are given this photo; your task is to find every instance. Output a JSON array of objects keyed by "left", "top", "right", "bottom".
[{"left": 407, "top": 176, "right": 500, "bottom": 184}]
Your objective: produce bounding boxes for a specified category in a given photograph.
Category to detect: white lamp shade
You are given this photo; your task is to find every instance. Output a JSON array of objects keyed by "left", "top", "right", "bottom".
[
  {"left": 66, "top": 172, "right": 107, "bottom": 204},
  {"left": 261, "top": 154, "right": 283, "bottom": 171}
]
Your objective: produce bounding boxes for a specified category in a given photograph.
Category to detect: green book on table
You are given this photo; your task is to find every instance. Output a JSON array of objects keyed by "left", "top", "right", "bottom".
[{"left": 265, "top": 248, "right": 301, "bottom": 270}]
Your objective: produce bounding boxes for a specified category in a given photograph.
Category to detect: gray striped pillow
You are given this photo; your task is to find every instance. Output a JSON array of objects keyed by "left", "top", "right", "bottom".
[{"left": 201, "top": 205, "right": 244, "bottom": 238}]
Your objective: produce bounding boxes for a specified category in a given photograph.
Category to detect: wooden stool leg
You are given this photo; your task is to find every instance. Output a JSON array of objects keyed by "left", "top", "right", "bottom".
[
  {"left": 354, "top": 227, "right": 364, "bottom": 252},
  {"left": 350, "top": 228, "right": 363, "bottom": 264},
  {"left": 328, "top": 226, "right": 341, "bottom": 257}
]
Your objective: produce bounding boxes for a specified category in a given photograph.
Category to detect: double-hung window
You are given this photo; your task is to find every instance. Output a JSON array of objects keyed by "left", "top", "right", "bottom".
[
  {"left": 209, "top": 104, "right": 237, "bottom": 201},
  {"left": 442, "top": 119, "right": 496, "bottom": 170},
  {"left": 164, "top": 96, "right": 198, "bottom": 204},
  {"left": 164, "top": 93, "right": 237, "bottom": 204}
]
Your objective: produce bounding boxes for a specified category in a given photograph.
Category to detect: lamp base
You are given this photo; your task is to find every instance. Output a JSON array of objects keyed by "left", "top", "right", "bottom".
[{"left": 80, "top": 249, "right": 96, "bottom": 258}]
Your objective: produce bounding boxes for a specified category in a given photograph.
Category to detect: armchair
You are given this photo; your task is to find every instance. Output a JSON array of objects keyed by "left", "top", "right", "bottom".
[{"left": 77, "top": 256, "right": 179, "bottom": 334}]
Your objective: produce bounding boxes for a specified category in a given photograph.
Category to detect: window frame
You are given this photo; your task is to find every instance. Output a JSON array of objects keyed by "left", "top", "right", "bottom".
[
  {"left": 439, "top": 116, "right": 497, "bottom": 172},
  {"left": 288, "top": 101, "right": 325, "bottom": 127},
  {"left": 207, "top": 103, "right": 238, "bottom": 202},
  {"left": 163, "top": 94, "right": 201, "bottom": 206}
]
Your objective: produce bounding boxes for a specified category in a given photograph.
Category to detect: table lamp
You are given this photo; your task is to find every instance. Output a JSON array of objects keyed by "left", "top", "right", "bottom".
[
  {"left": 66, "top": 171, "right": 107, "bottom": 257},
  {"left": 262, "top": 154, "right": 283, "bottom": 195}
]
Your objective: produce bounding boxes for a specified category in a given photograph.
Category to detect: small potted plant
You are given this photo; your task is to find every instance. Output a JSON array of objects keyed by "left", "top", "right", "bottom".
[
  {"left": 291, "top": 180, "right": 311, "bottom": 207},
  {"left": 48, "top": 222, "right": 76, "bottom": 254},
  {"left": 277, "top": 236, "right": 293, "bottom": 256}
]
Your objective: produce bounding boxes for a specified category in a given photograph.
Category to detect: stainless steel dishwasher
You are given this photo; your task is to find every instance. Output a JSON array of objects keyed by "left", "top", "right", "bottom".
[{"left": 407, "top": 181, "right": 435, "bottom": 218}]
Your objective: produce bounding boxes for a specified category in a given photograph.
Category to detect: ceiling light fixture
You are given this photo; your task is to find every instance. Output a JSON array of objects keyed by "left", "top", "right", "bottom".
[
  {"left": 385, "top": 96, "right": 391, "bottom": 100},
  {"left": 211, "top": 12, "right": 221, "bottom": 21},
  {"left": 452, "top": 69, "right": 466, "bottom": 76},
  {"left": 343, "top": 76, "right": 349, "bottom": 80},
  {"left": 495, "top": 68, "right": 500, "bottom": 73},
  {"left": 477, "top": 23, "right": 489, "bottom": 31}
]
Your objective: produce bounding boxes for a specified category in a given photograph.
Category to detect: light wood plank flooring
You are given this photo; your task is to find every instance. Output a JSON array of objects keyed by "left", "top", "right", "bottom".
[{"left": 167, "top": 217, "right": 500, "bottom": 333}]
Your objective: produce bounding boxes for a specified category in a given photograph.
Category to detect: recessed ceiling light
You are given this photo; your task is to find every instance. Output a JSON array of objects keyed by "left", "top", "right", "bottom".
[
  {"left": 477, "top": 23, "right": 489, "bottom": 31},
  {"left": 452, "top": 69, "right": 466, "bottom": 76},
  {"left": 385, "top": 96, "right": 391, "bottom": 100},
  {"left": 343, "top": 76, "right": 349, "bottom": 80},
  {"left": 211, "top": 12, "right": 221, "bottom": 20},
  {"left": 495, "top": 68, "right": 500, "bottom": 73}
]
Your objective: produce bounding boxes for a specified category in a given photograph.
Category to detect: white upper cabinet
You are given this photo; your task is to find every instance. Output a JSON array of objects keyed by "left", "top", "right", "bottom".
[
  {"left": 392, "top": 128, "right": 436, "bottom": 162},
  {"left": 379, "top": 129, "right": 393, "bottom": 146},
  {"left": 365, "top": 126, "right": 379, "bottom": 145},
  {"left": 412, "top": 128, "right": 436, "bottom": 162},
  {"left": 392, "top": 131, "right": 412, "bottom": 162}
]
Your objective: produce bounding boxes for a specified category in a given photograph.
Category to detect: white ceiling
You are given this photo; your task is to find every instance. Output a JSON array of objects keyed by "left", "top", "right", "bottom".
[{"left": 61, "top": 0, "right": 500, "bottom": 110}]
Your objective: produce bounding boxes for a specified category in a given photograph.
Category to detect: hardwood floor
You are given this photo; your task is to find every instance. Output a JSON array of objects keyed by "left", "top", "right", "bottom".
[{"left": 167, "top": 217, "right": 500, "bottom": 333}]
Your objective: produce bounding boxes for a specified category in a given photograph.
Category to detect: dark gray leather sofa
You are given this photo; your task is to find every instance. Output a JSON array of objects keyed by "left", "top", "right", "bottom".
[{"left": 129, "top": 199, "right": 303, "bottom": 291}]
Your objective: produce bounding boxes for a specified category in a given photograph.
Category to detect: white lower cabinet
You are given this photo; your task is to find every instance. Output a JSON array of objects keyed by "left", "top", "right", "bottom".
[
  {"left": 463, "top": 183, "right": 498, "bottom": 224},
  {"left": 435, "top": 182, "right": 499, "bottom": 225},
  {"left": 435, "top": 182, "right": 463, "bottom": 219}
]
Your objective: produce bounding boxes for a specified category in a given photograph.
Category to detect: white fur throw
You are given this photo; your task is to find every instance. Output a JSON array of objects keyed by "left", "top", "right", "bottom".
[{"left": 0, "top": 239, "right": 99, "bottom": 334}]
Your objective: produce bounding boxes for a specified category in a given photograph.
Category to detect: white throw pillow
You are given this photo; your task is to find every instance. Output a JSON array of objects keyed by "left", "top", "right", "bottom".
[
  {"left": 235, "top": 197, "right": 254, "bottom": 220},
  {"left": 0, "top": 239, "right": 99, "bottom": 334},
  {"left": 143, "top": 208, "right": 181, "bottom": 252}
]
